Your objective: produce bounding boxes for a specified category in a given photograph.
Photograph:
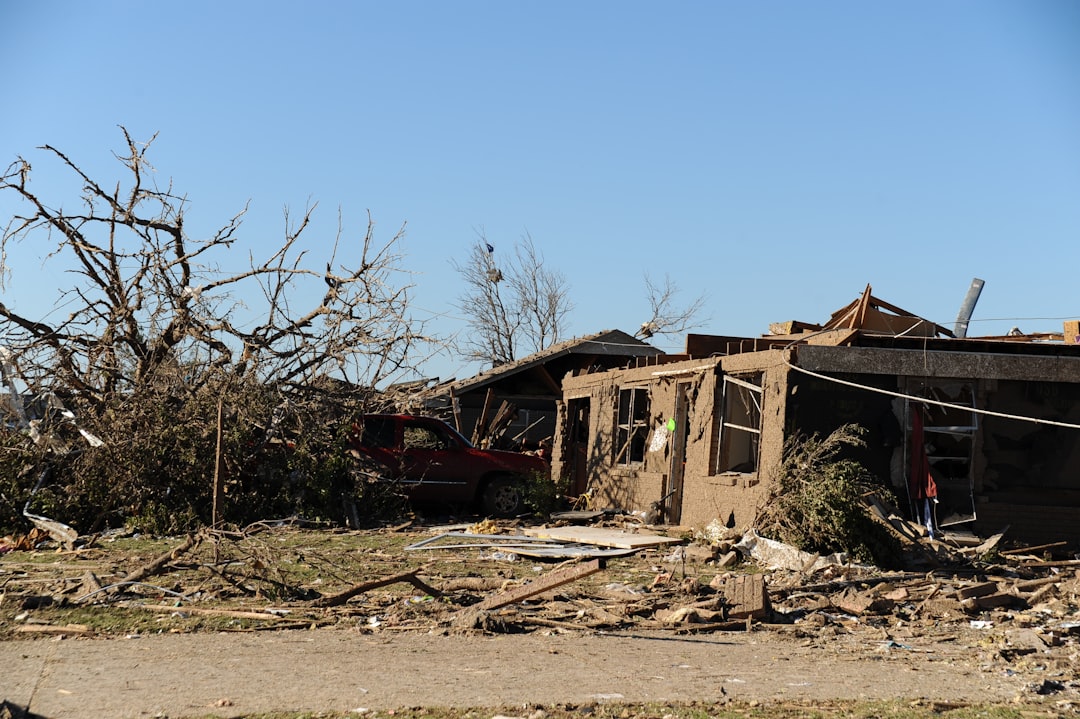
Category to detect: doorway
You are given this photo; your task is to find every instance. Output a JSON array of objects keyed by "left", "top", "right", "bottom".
[
  {"left": 565, "top": 398, "right": 591, "bottom": 497},
  {"left": 665, "top": 382, "right": 692, "bottom": 524}
]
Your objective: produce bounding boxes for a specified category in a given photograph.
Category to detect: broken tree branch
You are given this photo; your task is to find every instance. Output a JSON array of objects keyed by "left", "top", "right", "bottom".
[
  {"left": 118, "top": 532, "right": 202, "bottom": 587},
  {"left": 312, "top": 569, "right": 441, "bottom": 608}
]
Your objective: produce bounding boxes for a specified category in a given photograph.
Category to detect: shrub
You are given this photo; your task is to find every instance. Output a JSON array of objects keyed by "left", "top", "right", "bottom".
[
  {"left": 0, "top": 373, "right": 411, "bottom": 536},
  {"left": 756, "top": 424, "right": 902, "bottom": 567},
  {"left": 522, "top": 467, "right": 568, "bottom": 517}
]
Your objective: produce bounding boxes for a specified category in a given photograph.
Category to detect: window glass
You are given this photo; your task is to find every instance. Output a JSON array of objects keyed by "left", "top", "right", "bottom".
[{"left": 360, "top": 416, "right": 395, "bottom": 448}]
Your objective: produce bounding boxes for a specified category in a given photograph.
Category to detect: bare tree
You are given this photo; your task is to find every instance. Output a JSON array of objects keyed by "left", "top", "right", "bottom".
[
  {"left": 0, "top": 128, "right": 429, "bottom": 407},
  {"left": 636, "top": 273, "right": 708, "bottom": 339},
  {"left": 0, "top": 128, "right": 436, "bottom": 533},
  {"left": 452, "top": 231, "right": 571, "bottom": 366}
]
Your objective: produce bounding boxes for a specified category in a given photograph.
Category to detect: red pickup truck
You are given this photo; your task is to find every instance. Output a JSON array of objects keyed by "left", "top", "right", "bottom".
[{"left": 347, "top": 414, "right": 549, "bottom": 517}]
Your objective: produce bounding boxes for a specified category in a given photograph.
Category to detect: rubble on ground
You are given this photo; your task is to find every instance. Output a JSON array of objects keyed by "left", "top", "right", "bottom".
[{"left": 1, "top": 512, "right": 1078, "bottom": 701}]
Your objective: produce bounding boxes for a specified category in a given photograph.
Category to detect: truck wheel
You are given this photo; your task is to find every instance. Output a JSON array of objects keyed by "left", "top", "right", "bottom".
[{"left": 482, "top": 476, "right": 526, "bottom": 517}]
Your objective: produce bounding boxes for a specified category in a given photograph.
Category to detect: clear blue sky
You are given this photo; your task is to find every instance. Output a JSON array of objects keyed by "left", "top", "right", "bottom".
[{"left": 2, "top": 1, "right": 1079, "bottom": 382}]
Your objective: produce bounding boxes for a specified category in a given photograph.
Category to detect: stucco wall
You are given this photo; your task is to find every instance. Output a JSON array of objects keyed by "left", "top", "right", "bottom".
[
  {"left": 554, "top": 350, "right": 790, "bottom": 531},
  {"left": 554, "top": 341, "right": 1080, "bottom": 545}
]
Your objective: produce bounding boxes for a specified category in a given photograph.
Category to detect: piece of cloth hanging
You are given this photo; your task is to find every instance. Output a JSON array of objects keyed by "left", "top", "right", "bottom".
[
  {"left": 909, "top": 406, "right": 939, "bottom": 538},
  {"left": 908, "top": 406, "right": 938, "bottom": 500},
  {"left": 921, "top": 497, "right": 936, "bottom": 537}
]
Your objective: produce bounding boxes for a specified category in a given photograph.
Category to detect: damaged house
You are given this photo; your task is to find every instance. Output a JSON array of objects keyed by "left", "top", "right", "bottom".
[
  {"left": 550, "top": 286, "right": 1080, "bottom": 547},
  {"left": 416, "top": 329, "right": 660, "bottom": 449}
]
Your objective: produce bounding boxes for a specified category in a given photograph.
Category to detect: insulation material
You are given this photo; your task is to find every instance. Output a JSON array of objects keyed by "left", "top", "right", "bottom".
[{"left": 648, "top": 423, "right": 670, "bottom": 453}]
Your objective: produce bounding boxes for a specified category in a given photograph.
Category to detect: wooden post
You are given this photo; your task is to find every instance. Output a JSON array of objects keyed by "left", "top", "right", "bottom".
[
  {"left": 473, "top": 559, "right": 604, "bottom": 611},
  {"left": 212, "top": 394, "right": 225, "bottom": 563}
]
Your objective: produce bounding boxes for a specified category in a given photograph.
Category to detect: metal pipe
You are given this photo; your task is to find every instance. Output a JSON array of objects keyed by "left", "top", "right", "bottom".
[{"left": 953, "top": 278, "right": 985, "bottom": 338}]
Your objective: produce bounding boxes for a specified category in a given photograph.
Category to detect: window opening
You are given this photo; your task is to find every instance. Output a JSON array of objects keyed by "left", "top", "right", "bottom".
[
  {"left": 404, "top": 423, "right": 452, "bottom": 451},
  {"left": 905, "top": 381, "right": 977, "bottom": 533},
  {"left": 715, "top": 373, "right": 763, "bottom": 473},
  {"left": 359, "top": 416, "right": 395, "bottom": 448},
  {"left": 615, "top": 387, "right": 649, "bottom": 466}
]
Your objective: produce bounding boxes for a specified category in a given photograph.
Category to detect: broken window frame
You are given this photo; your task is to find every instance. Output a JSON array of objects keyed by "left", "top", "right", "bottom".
[
  {"left": 614, "top": 387, "right": 650, "bottom": 467},
  {"left": 713, "top": 373, "right": 763, "bottom": 475}
]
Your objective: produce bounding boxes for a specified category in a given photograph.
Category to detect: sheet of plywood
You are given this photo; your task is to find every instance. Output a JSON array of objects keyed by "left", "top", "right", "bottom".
[
  {"left": 509, "top": 545, "right": 638, "bottom": 559},
  {"left": 523, "top": 525, "right": 683, "bottom": 549}
]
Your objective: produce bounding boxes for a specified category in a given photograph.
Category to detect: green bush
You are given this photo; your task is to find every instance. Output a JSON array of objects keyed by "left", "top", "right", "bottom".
[
  {"left": 756, "top": 424, "right": 902, "bottom": 567},
  {"left": 522, "top": 467, "right": 568, "bottom": 517}
]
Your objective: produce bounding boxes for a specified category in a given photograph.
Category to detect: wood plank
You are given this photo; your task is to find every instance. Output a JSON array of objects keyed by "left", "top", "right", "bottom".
[
  {"left": 133, "top": 605, "right": 292, "bottom": 621},
  {"left": 549, "top": 510, "right": 605, "bottom": 522},
  {"left": 1021, "top": 559, "right": 1080, "bottom": 568},
  {"left": 15, "top": 623, "right": 91, "bottom": 635},
  {"left": 474, "top": 558, "right": 604, "bottom": 611},
  {"left": 954, "top": 582, "right": 998, "bottom": 600},
  {"left": 1000, "top": 541, "right": 1068, "bottom": 556},
  {"left": 509, "top": 545, "right": 638, "bottom": 559},
  {"left": 522, "top": 525, "right": 682, "bottom": 549}
]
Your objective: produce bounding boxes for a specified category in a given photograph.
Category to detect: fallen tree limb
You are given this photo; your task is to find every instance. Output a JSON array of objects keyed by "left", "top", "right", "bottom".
[
  {"left": 119, "top": 532, "right": 202, "bottom": 586},
  {"left": 312, "top": 569, "right": 441, "bottom": 608}
]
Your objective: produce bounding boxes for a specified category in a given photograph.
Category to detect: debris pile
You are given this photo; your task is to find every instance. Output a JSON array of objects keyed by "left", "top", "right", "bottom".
[{"left": 2, "top": 515, "right": 1078, "bottom": 700}]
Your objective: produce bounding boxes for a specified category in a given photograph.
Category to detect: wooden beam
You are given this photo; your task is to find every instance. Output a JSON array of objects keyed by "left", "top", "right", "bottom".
[
  {"left": 448, "top": 385, "right": 462, "bottom": 433},
  {"left": 854, "top": 284, "right": 872, "bottom": 328},
  {"left": 473, "top": 559, "right": 604, "bottom": 611},
  {"left": 472, "top": 388, "right": 496, "bottom": 445},
  {"left": 132, "top": 605, "right": 292, "bottom": 621},
  {"left": 533, "top": 364, "right": 562, "bottom": 395}
]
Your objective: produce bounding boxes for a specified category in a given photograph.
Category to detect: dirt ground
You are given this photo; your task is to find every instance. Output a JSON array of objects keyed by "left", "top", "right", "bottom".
[
  {"left": 2, "top": 519, "right": 1080, "bottom": 717},
  {"left": 0, "top": 625, "right": 1056, "bottom": 718}
]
